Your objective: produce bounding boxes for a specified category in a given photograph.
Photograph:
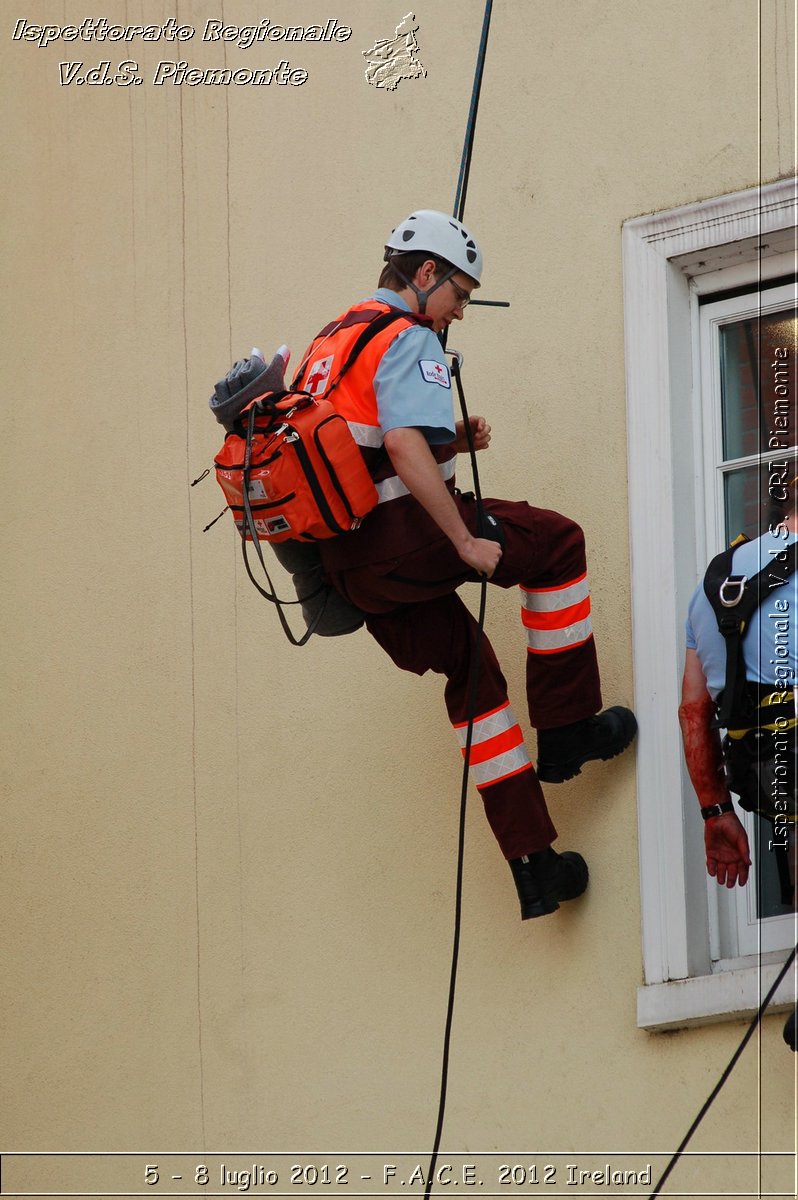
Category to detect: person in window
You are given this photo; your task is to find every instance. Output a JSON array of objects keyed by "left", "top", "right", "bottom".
[
  {"left": 294, "top": 209, "right": 637, "bottom": 921},
  {"left": 679, "top": 474, "right": 797, "bottom": 1051}
]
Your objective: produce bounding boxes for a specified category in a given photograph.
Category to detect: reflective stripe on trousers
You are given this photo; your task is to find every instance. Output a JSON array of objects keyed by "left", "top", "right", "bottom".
[
  {"left": 520, "top": 571, "right": 593, "bottom": 654},
  {"left": 453, "top": 700, "right": 533, "bottom": 790}
]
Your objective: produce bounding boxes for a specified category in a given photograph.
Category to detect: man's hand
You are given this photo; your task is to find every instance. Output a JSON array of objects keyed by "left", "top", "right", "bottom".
[
  {"left": 458, "top": 534, "right": 502, "bottom": 579},
  {"left": 704, "top": 810, "right": 752, "bottom": 888},
  {"left": 453, "top": 416, "right": 491, "bottom": 454}
]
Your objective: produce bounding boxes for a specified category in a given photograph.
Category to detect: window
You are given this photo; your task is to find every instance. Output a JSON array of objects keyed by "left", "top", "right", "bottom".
[
  {"left": 699, "top": 286, "right": 797, "bottom": 962},
  {"left": 622, "top": 178, "right": 797, "bottom": 1030}
]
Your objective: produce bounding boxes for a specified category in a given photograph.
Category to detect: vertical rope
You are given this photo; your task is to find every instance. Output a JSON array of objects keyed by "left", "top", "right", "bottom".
[
  {"left": 453, "top": 0, "right": 494, "bottom": 223},
  {"left": 425, "top": 5, "right": 496, "bottom": 1196}
]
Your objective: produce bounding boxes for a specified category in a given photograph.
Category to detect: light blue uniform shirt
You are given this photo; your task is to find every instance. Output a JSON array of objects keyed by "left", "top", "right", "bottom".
[
  {"left": 685, "top": 528, "right": 798, "bottom": 699},
  {"left": 370, "top": 288, "right": 456, "bottom": 444}
]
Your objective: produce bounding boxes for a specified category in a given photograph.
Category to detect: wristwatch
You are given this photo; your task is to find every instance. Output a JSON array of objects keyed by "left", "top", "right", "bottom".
[{"left": 700, "top": 800, "right": 734, "bottom": 821}]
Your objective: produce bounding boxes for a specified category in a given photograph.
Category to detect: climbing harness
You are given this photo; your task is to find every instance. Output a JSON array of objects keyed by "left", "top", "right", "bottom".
[
  {"left": 703, "top": 534, "right": 798, "bottom": 735},
  {"left": 702, "top": 534, "right": 797, "bottom": 900}
]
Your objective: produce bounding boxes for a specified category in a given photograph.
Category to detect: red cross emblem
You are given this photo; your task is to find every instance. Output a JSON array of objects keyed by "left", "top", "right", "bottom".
[{"left": 305, "top": 356, "right": 332, "bottom": 396}]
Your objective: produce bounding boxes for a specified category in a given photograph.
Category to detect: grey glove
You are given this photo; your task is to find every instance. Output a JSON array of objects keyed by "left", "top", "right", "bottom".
[{"left": 209, "top": 348, "right": 289, "bottom": 432}]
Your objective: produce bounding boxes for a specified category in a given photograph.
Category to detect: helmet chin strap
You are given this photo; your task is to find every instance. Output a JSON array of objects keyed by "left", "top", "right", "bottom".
[{"left": 386, "top": 256, "right": 455, "bottom": 314}]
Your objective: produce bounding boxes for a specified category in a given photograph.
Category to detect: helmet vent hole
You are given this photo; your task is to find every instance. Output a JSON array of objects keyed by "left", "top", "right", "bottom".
[{"left": 402, "top": 230, "right": 415, "bottom": 243}]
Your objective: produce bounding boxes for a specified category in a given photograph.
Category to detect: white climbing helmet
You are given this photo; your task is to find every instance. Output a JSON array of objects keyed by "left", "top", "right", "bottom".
[{"left": 385, "top": 209, "right": 483, "bottom": 284}]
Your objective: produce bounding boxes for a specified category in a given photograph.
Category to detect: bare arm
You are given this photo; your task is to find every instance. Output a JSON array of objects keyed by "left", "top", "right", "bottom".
[
  {"left": 383, "top": 426, "right": 501, "bottom": 577},
  {"left": 678, "top": 647, "right": 751, "bottom": 887}
]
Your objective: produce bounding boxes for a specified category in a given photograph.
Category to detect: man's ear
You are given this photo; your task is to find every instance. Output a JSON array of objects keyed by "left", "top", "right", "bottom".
[{"left": 415, "top": 258, "right": 439, "bottom": 288}]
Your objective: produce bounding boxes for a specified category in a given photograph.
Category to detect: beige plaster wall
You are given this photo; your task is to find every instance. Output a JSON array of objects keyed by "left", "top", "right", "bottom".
[{"left": 2, "top": 0, "right": 795, "bottom": 1191}]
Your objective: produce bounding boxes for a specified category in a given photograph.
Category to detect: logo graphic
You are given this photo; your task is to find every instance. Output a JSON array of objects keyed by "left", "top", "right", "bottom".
[
  {"left": 418, "top": 360, "right": 451, "bottom": 388},
  {"left": 362, "top": 12, "right": 426, "bottom": 91},
  {"left": 305, "top": 355, "right": 333, "bottom": 396},
  {"left": 252, "top": 515, "right": 291, "bottom": 536},
  {"left": 265, "top": 516, "right": 291, "bottom": 535}
]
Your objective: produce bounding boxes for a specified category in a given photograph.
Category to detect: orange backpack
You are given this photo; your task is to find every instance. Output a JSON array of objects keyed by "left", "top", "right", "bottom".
[
  {"left": 215, "top": 390, "right": 379, "bottom": 544},
  {"left": 207, "top": 309, "right": 422, "bottom": 644},
  {"left": 213, "top": 309, "right": 416, "bottom": 546}
]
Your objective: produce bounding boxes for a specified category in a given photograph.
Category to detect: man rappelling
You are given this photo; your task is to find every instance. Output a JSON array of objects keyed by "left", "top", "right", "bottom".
[{"left": 289, "top": 208, "right": 637, "bottom": 920}]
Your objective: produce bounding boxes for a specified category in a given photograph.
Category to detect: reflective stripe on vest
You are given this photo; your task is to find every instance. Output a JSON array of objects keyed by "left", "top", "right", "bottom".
[
  {"left": 347, "top": 421, "right": 384, "bottom": 449},
  {"left": 453, "top": 700, "right": 533, "bottom": 790},
  {"left": 376, "top": 457, "right": 456, "bottom": 505},
  {"left": 521, "top": 572, "right": 593, "bottom": 654}
]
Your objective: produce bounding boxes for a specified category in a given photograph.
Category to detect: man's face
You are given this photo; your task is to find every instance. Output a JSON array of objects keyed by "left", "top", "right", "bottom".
[{"left": 414, "top": 261, "right": 476, "bottom": 332}]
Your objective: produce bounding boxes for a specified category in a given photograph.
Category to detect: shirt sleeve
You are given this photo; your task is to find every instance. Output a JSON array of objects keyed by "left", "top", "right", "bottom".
[
  {"left": 373, "top": 325, "right": 456, "bottom": 443},
  {"left": 684, "top": 584, "right": 700, "bottom": 649}
]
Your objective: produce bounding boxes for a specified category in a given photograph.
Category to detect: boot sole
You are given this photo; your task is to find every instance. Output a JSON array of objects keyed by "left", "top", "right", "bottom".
[{"left": 520, "top": 895, "right": 561, "bottom": 920}]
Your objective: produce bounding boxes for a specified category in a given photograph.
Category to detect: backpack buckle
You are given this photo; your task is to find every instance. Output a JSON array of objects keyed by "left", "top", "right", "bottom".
[{"left": 719, "top": 575, "right": 747, "bottom": 607}]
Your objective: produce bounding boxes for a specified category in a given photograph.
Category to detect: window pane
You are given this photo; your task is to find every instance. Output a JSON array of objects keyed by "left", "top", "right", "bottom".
[
  {"left": 722, "top": 464, "right": 764, "bottom": 540},
  {"left": 719, "top": 306, "right": 797, "bottom": 462}
]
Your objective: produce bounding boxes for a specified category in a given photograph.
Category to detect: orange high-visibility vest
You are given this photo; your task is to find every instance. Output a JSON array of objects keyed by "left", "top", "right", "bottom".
[{"left": 294, "top": 300, "right": 458, "bottom": 568}]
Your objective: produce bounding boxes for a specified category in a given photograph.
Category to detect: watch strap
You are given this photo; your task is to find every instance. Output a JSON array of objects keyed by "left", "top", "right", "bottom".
[{"left": 701, "top": 800, "right": 734, "bottom": 821}]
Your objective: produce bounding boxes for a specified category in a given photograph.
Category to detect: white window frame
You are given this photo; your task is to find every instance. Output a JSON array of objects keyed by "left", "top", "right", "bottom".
[{"left": 622, "top": 178, "right": 797, "bottom": 1031}]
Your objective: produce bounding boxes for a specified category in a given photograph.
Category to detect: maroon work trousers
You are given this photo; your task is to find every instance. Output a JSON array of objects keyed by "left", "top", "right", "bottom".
[{"left": 327, "top": 498, "right": 603, "bottom": 859}]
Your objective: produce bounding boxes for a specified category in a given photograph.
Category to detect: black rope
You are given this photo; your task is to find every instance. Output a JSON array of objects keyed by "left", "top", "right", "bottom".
[
  {"left": 453, "top": 0, "right": 494, "bottom": 224},
  {"left": 424, "top": 358, "right": 491, "bottom": 1200},
  {"left": 424, "top": 573, "right": 487, "bottom": 1200},
  {"left": 647, "top": 942, "right": 797, "bottom": 1199},
  {"left": 425, "top": 3, "right": 496, "bottom": 1184}
]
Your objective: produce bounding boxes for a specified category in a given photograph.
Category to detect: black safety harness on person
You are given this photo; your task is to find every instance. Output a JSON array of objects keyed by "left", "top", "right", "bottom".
[
  {"left": 701, "top": 534, "right": 798, "bottom": 905},
  {"left": 702, "top": 533, "right": 798, "bottom": 730}
]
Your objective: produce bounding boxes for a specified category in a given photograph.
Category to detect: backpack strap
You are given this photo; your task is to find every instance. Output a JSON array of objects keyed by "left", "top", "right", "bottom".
[
  {"left": 239, "top": 400, "right": 328, "bottom": 647},
  {"left": 703, "top": 534, "right": 798, "bottom": 727}
]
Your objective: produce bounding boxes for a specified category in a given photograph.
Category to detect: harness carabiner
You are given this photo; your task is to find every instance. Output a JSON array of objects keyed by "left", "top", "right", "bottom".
[{"left": 719, "top": 574, "right": 747, "bottom": 607}]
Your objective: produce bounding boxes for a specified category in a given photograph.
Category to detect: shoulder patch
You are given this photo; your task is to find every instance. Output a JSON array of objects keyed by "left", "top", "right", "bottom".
[{"left": 418, "top": 359, "right": 451, "bottom": 388}]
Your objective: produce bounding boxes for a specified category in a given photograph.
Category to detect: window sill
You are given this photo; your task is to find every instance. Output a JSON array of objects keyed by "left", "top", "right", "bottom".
[{"left": 637, "top": 956, "right": 796, "bottom": 1031}]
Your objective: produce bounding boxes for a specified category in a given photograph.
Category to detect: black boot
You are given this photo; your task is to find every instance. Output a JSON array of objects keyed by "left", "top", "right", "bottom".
[
  {"left": 784, "top": 1005, "right": 797, "bottom": 1052},
  {"left": 509, "top": 847, "right": 589, "bottom": 920},
  {"left": 536, "top": 706, "right": 638, "bottom": 783}
]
